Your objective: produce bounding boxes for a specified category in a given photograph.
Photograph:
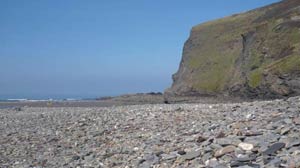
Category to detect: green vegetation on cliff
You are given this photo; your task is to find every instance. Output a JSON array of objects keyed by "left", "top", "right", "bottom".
[{"left": 168, "top": 0, "right": 300, "bottom": 98}]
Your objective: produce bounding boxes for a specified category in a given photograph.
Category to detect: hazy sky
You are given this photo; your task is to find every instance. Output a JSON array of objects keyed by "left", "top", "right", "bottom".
[{"left": 0, "top": 0, "right": 279, "bottom": 99}]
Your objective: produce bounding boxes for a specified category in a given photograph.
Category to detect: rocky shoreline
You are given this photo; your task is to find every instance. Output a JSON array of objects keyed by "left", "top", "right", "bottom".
[
  {"left": 0, "top": 93, "right": 247, "bottom": 108},
  {"left": 1, "top": 96, "right": 300, "bottom": 167},
  {"left": 0, "top": 93, "right": 165, "bottom": 108}
]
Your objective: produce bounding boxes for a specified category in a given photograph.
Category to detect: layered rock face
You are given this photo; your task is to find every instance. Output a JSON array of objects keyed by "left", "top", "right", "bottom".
[{"left": 166, "top": 0, "right": 300, "bottom": 99}]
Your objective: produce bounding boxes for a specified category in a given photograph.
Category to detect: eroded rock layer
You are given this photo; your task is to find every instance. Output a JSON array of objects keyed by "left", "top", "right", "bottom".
[{"left": 167, "top": 0, "right": 300, "bottom": 99}]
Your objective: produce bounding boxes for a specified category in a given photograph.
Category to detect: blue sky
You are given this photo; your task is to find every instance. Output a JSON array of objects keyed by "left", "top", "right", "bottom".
[{"left": 0, "top": 0, "right": 279, "bottom": 99}]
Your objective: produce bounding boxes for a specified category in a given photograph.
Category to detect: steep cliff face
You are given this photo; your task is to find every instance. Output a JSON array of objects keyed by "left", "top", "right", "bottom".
[{"left": 166, "top": 0, "right": 300, "bottom": 99}]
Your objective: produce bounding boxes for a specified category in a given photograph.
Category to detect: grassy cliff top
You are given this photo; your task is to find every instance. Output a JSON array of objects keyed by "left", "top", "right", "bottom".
[{"left": 168, "top": 0, "right": 300, "bottom": 98}]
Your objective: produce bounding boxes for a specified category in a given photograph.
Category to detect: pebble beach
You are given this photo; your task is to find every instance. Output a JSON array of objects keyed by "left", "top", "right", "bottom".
[{"left": 1, "top": 96, "right": 300, "bottom": 167}]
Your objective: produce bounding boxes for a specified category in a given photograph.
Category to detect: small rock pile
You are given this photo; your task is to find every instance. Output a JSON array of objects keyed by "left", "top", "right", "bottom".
[{"left": 0, "top": 96, "right": 300, "bottom": 167}]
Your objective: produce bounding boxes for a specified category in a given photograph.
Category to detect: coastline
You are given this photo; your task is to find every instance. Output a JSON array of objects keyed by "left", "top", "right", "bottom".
[
  {"left": 0, "top": 92, "right": 278, "bottom": 108},
  {"left": 0, "top": 93, "right": 165, "bottom": 108}
]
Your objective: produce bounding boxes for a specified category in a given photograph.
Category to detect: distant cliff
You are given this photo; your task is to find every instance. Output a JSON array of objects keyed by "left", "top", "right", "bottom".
[{"left": 166, "top": 0, "right": 300, "bottom": 99}]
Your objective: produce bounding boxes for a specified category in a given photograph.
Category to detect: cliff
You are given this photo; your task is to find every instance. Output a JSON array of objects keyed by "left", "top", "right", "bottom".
[{"left": 166, "top": 0, "right": 300, "bottom": 99}]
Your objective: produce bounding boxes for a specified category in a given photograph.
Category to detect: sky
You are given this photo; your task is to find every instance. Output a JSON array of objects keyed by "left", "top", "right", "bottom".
[{"left": 0, "top": 0, "right": 280, "bottom": 99}]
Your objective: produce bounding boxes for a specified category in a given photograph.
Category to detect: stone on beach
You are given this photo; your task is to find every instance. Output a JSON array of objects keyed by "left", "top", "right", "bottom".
[{"left": 0, "top": 96, "right": 299, "bottom": 167}]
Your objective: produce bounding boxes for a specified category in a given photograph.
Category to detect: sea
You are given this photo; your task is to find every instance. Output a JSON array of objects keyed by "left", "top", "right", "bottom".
[{"left": 0, "top": 95, "right": 101, "bottom": 102}]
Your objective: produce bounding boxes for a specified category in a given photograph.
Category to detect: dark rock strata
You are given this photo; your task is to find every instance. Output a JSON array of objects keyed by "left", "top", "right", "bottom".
[{"left": 166, "top": 0, "right": 300, "bottom": 99}]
